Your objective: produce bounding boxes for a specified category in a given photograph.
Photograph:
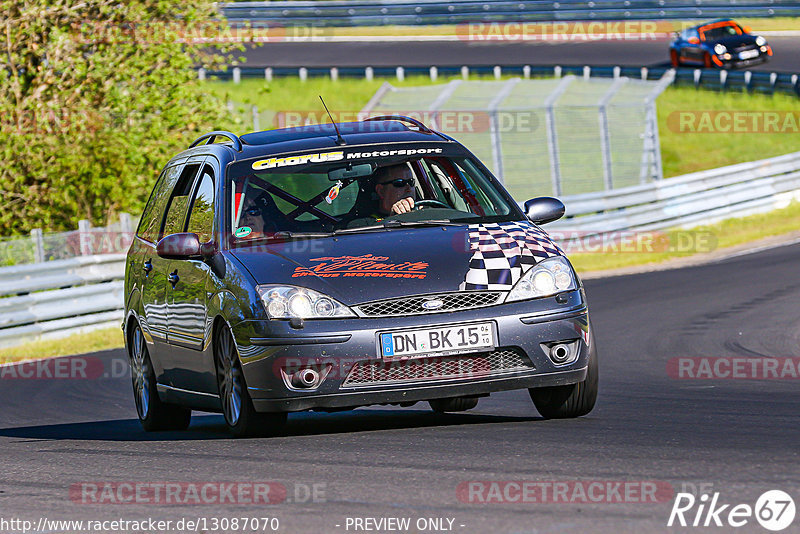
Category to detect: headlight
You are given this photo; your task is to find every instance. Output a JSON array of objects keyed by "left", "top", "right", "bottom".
[
  {"left": 505, "top": 256, "right": 578, "bottom": 303},
  {"left": 755, "top": 36, "right": 767, "bottom": 46},
  {"left": 256, "top": 285, "right": 356, "bottom": 319},
  {"left": 714, "top": 44, "right": 727, "bottom": 55}
]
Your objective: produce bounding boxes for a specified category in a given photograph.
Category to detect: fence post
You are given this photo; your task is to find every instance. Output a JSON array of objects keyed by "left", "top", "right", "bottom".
[
  {"left": 198, "top": 68, "right": 206, "bottom": 81},
  {"left": 493, "top": 66, "right": 502, "bottom": 79},
  {"left": 264, "top": 67, "right": 273, "bottom": 82},
  {"left": 299, "top": 67, "right": 308, "bottom": 82},
  {"left": 544, "top": 76, "right": 575, "bottom": 197},
  {"left": 330, "top": 67, "right": 339, "bottom": 81},
  {"left": 233, "top": 67, "right": 241, "bottom": 84},
  {"left": 461, "top": 66, "right": 469, "bottom": 80},
  {"left": 429, "top": 66, "right": 438, "bottom": 82},
  {"left": 598, "top": 78, "right": 627, "bottom": 191},
  {"left": 396, "top": 66, "right": 405, "bottom": 82},
  {"left": 365, "top": 66, "right": 373, "bottom": 81},
  {"left": 30, "top": 228, "right": 44, "bottom": 263},
  {"left": 78, "top": 220, "right": 92, "bottom": 256},
  {"left": 523, "top": 65, "right": 530, "bottom": 79},
  {"left": 487, "top": 78, "right": 521, "bottom": 184},
  {"left": 252, "top": 105, "right": 260, "bottom": 131}
]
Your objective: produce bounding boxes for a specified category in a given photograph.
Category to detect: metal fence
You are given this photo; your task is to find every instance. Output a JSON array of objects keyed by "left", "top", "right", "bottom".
[
  {"left": 547, "top": 149, "right": 800, "bottom": 233},
  {"left": 360, "top": 73, "right": 673, "bottom": 199},
  {"left": 220, "top": 0, "right": 800, "bottom": 26}
]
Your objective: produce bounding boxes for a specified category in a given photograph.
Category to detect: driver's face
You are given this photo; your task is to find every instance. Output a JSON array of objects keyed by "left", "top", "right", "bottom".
[
  {"left": 375, "top": 166, "right": 416, "bottom": 215},
  {"left": 239, "top": 196, "right": 266, "bottom": 234}
]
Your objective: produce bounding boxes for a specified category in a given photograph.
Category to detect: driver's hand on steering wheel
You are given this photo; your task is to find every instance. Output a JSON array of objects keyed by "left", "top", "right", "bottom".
[{"left": 390, "top": 197, "right": 415, "bottom": 214}]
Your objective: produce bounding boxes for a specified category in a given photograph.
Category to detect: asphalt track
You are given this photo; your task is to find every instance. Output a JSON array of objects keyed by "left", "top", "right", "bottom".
[
  {"left": 1, "top": 241, "right": 799, "bottom": 532},
  {"left": 239, "top": 36, "right": 800, "bottom": 72}
]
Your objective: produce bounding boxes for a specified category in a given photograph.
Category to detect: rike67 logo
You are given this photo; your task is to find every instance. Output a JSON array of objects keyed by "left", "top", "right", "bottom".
[{"left": 668, "top": 490, "right": 795, "bottom": 531}]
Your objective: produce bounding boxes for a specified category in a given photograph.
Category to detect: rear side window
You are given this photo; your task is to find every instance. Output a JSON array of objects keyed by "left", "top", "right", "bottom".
[
  {"left": 186, "top": 166, "right": 215, "bottom": 243},
  {"left": 162, "top": 164, "right": 201, "bottom": 238},
  {"left": 137, "top": 165, "right": 181, "bottom": 243}
]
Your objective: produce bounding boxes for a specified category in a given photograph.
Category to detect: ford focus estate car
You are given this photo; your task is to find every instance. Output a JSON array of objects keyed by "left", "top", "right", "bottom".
[{"left": 123, "top": 116, "right": 598, "bottom": 437}]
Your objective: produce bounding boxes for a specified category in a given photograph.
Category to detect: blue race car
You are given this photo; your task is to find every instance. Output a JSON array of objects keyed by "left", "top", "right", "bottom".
[{"left": 670, "top": 19, "right": 771, "bottom": 69}]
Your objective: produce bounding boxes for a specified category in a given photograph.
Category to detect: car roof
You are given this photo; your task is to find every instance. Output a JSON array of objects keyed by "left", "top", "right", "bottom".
[
  {"left": 173, "top": 119, "right": 457, "bottom": 166},
  {"left": 690, "top": 18, "right": 739, "bottom": 31}
]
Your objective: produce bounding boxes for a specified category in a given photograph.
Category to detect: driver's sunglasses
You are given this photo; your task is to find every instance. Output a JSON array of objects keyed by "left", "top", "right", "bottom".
[
  {"left": 243, "top": 206, "right": 261, "bottom": 216},
  {"left": 380, "top": 178, "right": 414, "bottom": 188}
]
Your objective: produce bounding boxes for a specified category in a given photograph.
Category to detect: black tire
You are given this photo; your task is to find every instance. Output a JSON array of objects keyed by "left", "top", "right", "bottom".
[
  {"left": 529, "top": 332, "right": 598, "bottom": 419},
  {"left": 429, "top": 396, "right": 479, "bottom": 413},
  {"left": 129, "top": 324, "right": 191, "bottom": 432},
  {"left": 215, "top": 325, "right": 287, "bottom": 438}
]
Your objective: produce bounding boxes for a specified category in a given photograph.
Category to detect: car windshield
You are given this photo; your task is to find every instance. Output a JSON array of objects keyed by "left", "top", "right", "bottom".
[
  {"left": 226, "top": 147, "right": 521, "bottom": 242},
  {"left": 700, "top": 23, "right": 742, "bottom": 40}
]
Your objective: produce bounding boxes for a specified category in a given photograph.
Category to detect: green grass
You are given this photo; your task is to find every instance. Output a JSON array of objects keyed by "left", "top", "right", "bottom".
[
  {"left": 0, "top": 327, "right": 124, "bottom": 364},
  {"left": 658, "top": 86, "right": 800, "bottom": 177}
]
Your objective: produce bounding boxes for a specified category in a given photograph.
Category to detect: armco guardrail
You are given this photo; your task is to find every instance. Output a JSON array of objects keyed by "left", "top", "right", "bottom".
[
  {"left": 0, "top": 255, "right": 126, "bottom": 348},
  {"left": 208, "top": 65, "right": 800, "bottom": 97},
  {"left": 220, "top": 1, "right": 800, "bottom": 26},
  {"left": 548, "top": 150, "right": 800, "bottom": 233}
]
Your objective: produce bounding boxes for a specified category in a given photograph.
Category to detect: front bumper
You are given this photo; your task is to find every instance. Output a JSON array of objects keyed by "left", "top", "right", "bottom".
[{"left": 232, "top": 289, "right": 591, "bottom": 412}]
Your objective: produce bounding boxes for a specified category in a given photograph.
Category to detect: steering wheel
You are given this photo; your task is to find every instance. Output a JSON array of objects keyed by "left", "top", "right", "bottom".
[{"left": 413, "top": 199, "right": 450, "bottom": 210}]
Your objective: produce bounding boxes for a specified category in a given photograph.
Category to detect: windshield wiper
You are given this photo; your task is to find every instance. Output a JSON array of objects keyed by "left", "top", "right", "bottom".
[
  {"left": 382, "top": 219, "right": 464, "bottom": 228},
  {"left": 266, "top": 230, "right": 334, "bottom": 240}
]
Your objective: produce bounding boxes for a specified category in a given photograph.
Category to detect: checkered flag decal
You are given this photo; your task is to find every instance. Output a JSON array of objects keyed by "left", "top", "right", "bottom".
[{"left": 460, "top": 221, "right": 563, "bottom": 290}]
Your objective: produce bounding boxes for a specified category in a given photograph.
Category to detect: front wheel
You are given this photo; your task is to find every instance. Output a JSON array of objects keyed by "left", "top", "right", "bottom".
[
  {"left": 215, "top": 325, "right": 287, "bottom": 438},
  {"left": 529, "top": 332, "right": 598, "bottom": 419},
  {"left": 129, "top": 324, "right": 191, "bottom": 431},
  {"left": 670, "top": 49, "right": 680, "bottom": 68}
]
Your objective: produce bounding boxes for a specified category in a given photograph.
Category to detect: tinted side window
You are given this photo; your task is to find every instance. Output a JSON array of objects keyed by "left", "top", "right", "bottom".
[
  {"left": 162, "top": 164, "right": 201, "bottom": 238},
  {"left": 186, "top": 166, "right": 215, "bottom": 243},
  {"left": 137, "top": 165, "right": 181, "bottom": 243}
]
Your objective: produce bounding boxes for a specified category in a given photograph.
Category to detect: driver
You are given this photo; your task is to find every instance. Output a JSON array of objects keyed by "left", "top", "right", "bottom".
[
  {"left": 236, "top": 190, "right": 285, "bottom": 238},
  {"left": 374, "top": 163, "right": 417, "bottom": 215}
]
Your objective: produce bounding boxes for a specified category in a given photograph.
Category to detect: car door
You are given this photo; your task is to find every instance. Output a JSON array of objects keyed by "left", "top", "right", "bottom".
[
  {"left": 165, "top": 160, "right": 219, "bottom": 393},
  {"left": 683, "top": 28, "right": 703, "bottom": 63},
  {"left": 154, "top": 156, "right": 205, "bottom": 387},
  {"left": 137, "top": 163, "right": 184, "bottom": 366}
]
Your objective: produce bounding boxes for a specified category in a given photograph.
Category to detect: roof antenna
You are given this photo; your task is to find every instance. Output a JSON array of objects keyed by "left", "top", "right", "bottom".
[{"left": 319, "top": 95, "right": 346, "bottom": 146}]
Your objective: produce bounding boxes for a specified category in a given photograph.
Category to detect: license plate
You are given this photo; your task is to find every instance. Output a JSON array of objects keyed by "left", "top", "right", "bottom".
[
  {"left": 379, "top": 322, "right": 494, "bottom": 360},
  {"left": 739, "top": 49, "right": 759, "bottom": 60}
]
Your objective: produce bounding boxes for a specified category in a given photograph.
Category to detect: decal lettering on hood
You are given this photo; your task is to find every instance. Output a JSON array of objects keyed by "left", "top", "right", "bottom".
[
  {"left": 292, "top": 254, "right": 429, "bottom": 279},
  {"left": 460, "top": 221, "right": 562, "bottom": 290}
]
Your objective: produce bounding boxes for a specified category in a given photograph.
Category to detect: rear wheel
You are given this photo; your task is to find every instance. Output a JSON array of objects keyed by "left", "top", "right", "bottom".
[
  {"left": 215, "top": 325, "right": 287, "bottom": 438},
  {"left": 529, "top": 332, "right": 598, "bottom": 419},
  {"left": 429, "top": 396, "right": 479, "bottom": 413},
  {"left": 129, "top": 324, "right": 191, "bottom": 431},
  {"left": 670, "top": 49, "right": 680, "bottom": 67}
]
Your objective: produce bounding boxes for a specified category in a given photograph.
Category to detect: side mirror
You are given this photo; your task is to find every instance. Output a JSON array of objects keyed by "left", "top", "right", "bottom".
[
  {"left": 524, "top": 197, "right": 565, "bottom": 225},
  {"left": 688, "top": 37, "right": 700, "bottom": 45},
  {"left": 157, "top": 232, "right": 201, "bottom": 259}
]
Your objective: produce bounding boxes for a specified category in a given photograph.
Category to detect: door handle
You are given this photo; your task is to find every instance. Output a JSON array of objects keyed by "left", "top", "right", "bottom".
[
  {"left": 168, "top": 270, "right": 179, "bottom": 288},
  {"left": 143, "top": 259, "right": 153, "bottom": 275}
]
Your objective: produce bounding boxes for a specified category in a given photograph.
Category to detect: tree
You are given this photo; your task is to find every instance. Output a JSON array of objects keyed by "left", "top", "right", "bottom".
[{"left": 0, "top": 0, "right": 239, "bottom": 234}]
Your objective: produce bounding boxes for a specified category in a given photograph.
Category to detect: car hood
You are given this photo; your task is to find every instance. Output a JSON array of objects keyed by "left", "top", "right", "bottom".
[
  {"left": 230, "top": 221, "right": 563, "bottom": 305},
  {"left": 712, "top": 35, "right": 757, "bottom": 49}
]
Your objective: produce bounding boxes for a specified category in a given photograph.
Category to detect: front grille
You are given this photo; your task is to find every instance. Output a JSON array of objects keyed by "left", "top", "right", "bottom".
[
  {"left": 341, "top": 348, "right": 532, "bottom": 388},
  {"left": 734, "top": 44, "right": 757, "bottom": 52},
  {"left": 356, "top": 291, "right": 504, "bottom": 317}
]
